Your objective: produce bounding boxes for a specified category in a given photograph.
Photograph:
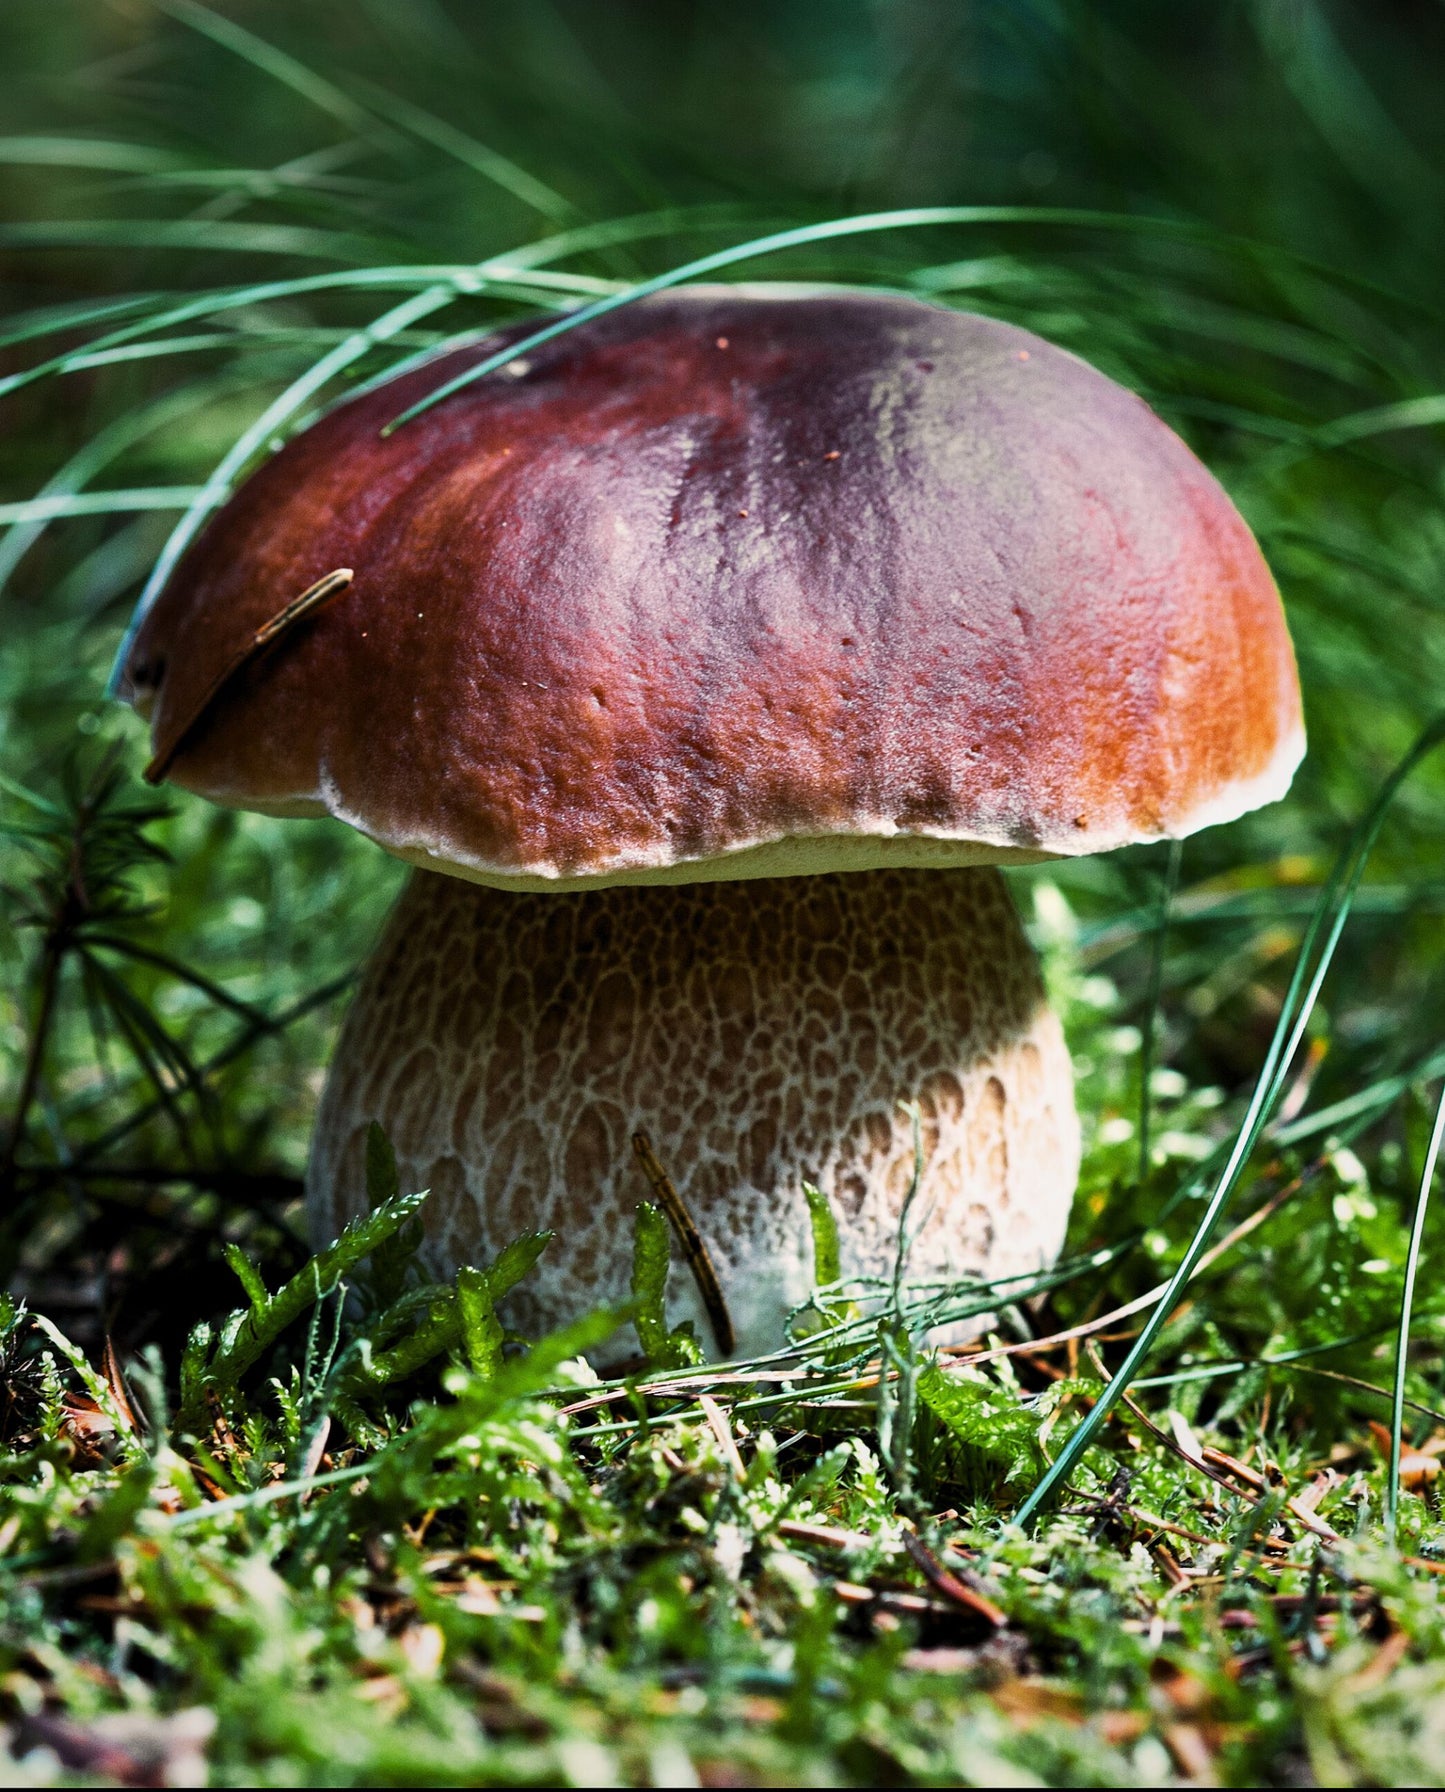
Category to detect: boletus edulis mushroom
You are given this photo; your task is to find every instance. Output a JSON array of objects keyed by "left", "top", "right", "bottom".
[{"left": 123, "top": 287, "right": 1304, "bottom": 1358}]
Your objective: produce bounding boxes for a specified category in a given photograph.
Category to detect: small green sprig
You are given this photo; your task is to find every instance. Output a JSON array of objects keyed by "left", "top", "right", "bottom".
[
  {"left": 178, "top": 1179, "right": 431, "bottom": 1431},
  {"left": 631, "top": 1201, "right": 703, "bottom": 1370}
]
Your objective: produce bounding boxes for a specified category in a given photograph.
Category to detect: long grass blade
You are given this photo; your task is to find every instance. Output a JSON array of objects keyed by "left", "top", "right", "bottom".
[
  {"left": 0, "top": 379, "right": 250, "bottom": 596},
  {"left": 0, "top": 490, "right": 216, "bottom": 525},
  {"left": 381, "top": 207, "right": 1072, "bottom": 431},
  {"left": 1274, "top": 1043, "right": 1445, "bottom": 1148},
  {"left": 1013, "top": 712, "right": 1445, "bottom": 1529},
  {"left": 354, "top": 81, "right": 576, "bottom": 223},
  {"left": 0, "top": 294, "right": 163, "bottom": 353},
  {"left": 1138, "top": 839, "right": 1183, "bottom": 1183},
  {"left": 0, "top": 211, "right": 789, "bottom": 404},
  {"left": 0, "top": 265, "right": 581, "bottom": 402},
  {"left": 0, "top": 136, "right": 189, "bottom": 175},
  {"left": 154, "top": 0, "right": 382, "bottom": 142},
  {"left": 1387, "top": 1082, "right": 1445, "bottom": 1540},
  {"left": 60, "top": 329, "right": 406, "bottom": 370},
  {"left": 107, "top": 285, "right": 454, "bottom": 689},
  {"left": 0, "top": 220, "right": 380, "bottom": 261},
  {"left": 382, "top": 201, "right": 1437, "bottom": 432},
  {"left": 1312, "top": 395, "right": 1445, "bottom": 449}
]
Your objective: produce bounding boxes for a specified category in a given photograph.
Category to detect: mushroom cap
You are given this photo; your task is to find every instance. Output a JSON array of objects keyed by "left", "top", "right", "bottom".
[{"left": 124, "top": 286, "right": 1304, "bottom": 889}]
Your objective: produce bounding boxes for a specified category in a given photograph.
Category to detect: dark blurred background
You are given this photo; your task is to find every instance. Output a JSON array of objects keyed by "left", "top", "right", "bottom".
[{"left": 8, "top": 2, "right": 1445, "bottom": 271}]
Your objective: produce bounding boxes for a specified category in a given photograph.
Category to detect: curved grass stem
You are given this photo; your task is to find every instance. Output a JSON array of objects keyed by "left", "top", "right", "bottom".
[
  {"left": 1138, "top": 838, "right": 1183, "bottom": 1183},
  {"left": 1013, "top": 711, "right": 1445, "bottom": 1531},
  {"left": 1387, "top": 1080, "right": 1445, "bottom": 1540}
]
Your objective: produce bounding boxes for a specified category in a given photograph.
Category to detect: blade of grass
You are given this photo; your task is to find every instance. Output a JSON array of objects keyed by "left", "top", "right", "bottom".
[
  {"left": 0, "top": 219, "right": 381, "bottom": 261},
  {"left": 381, "top": 200, "right": 1442, "bottom": 432},
  {"left": 1273, "top": 1041, "right": 1445, "bottom": 1147},
  {"left": 1387, "top": 1081, "right": 1445, "bottom": 1540},
  {"left": 352, "top": 80, "right": 576, "bottom": 223},
  {"left": 154, "top": 0, "right": 383, "bottom": 143},
  {"left": 1138, "top": 838, "right": 1183, "bottom": 1182},
  {"left": 0, "top": 294, "right": 163, "bottom": 353},
  {"left": 59, "top": 328, "right": 432, "bottom": 369},
  {"left": 0, "top": 207, "right": 801, "bottom": 410},
  {"left": 1013, "top": 712, "right": 1445, "bottom": 1530},
  {"left": 1312, "top": 394, "right": 1445, "bottom": 449},
  {"left": 382, "top": 206, "right": 1059, "bottom": 431},
  {"left": 0, "top": 136, "right": 190, "bottom": 175},
  {"left": 108, "top": 282, "right": 457, "bottom": 687},
  {"left": 0, "top": 268, "right": 499, "bottom": 402},
  {"left": 0, "top": 377, "right": 253, "bottom": 596},
  {"left": 0, "top": 490, "right": 217, "bottom": 525}
]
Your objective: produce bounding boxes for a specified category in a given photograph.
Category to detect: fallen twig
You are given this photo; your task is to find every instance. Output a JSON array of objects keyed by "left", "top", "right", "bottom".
[{"left": 903, "top": 1533, "right": 1006, "bottom": 1627}]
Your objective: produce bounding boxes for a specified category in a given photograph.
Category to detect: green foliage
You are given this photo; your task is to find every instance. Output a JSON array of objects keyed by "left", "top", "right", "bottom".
[
  {"left": 455, "top": 1267, "right": 504, "bottom": 1379},
  {"left": 793, "top": 1181, "right": 863, "bottom": 1352},
  {"left": 804, "top": 1180, "right": 841, "bottom": 1290},
  {"left": 361, "top": 1120, "right": 424, "bottom": 1307},
  {"left": 177, "top": 1182, "right": 431, "bottom": 1429},
  {"left": 915, "top": 1364, "right": 1046, "bottom": 1495},
  {"left": 356, "top": 1229, "right": 555, "bottom": 1389},
  {"left": 630, "top": 1201, "right": 703, "bottom": 1370},
  {"left": 223, "top": 1241, "right": 268, "bottom": 1315}
]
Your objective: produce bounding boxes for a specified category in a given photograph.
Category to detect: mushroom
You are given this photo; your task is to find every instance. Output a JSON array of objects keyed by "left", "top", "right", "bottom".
[{"left": 123, "top": 287, "right": 1303, "bottom": 1357}]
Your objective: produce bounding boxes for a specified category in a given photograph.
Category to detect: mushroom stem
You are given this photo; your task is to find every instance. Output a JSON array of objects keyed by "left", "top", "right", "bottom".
[{"left": 307, "top": 866, "right": 1079, "bottom": 1359}]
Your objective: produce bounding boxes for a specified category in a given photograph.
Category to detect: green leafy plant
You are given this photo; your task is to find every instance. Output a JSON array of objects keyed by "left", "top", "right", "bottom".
[{"left": 630, "top": 1201, "right": 703, "bottom": 1370}]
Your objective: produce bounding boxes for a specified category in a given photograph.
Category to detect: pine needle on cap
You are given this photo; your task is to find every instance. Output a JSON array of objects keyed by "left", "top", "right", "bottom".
[{"left": 144, "top": 568, "right": 354, "bottom": 785}]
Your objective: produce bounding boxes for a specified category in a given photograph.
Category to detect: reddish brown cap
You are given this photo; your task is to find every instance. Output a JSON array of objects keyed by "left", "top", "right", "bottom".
[{"left": 124, "top": 286, "right": 1304, "bottom": 888}]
